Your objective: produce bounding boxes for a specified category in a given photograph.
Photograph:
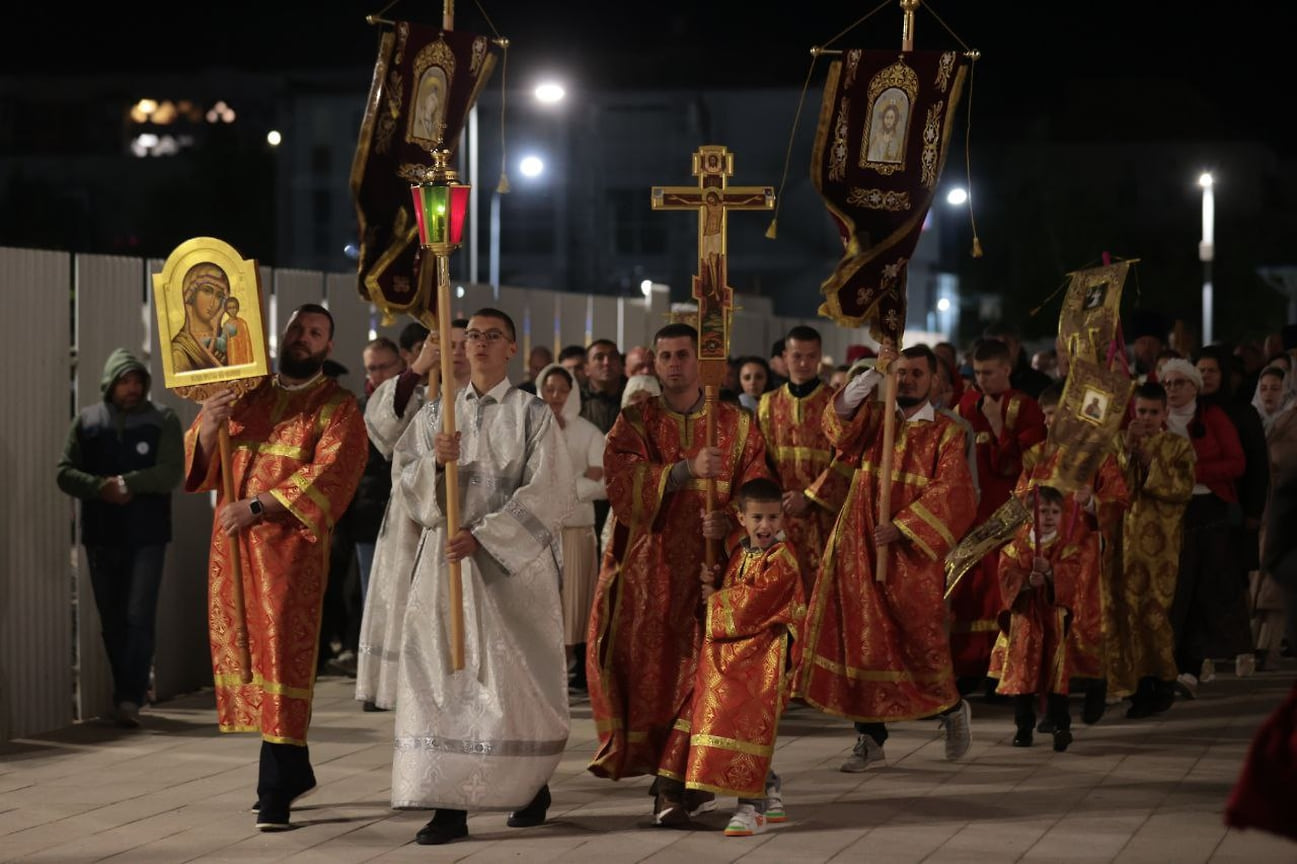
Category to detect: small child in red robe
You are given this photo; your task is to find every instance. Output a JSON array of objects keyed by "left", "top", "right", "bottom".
[
  {"left": 996, "top": 485, "right": 1090, "bottom": 752},
  {"left": 687, "top": 477, "right": 806, "bottom": 838}
]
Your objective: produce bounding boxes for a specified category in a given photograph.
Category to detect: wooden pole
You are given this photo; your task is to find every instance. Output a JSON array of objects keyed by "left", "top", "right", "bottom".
[
  {"left": 874, "top": 345, "right": 898, "bottom": 582},
  {"left": 703, "top": 384, "right": 719, "bottom": 570},
  {"left": 442, "top": 0, "right": 454, "bottom": 31},
  {"left": 217, "top": 424, "right": 253, "bottom": 684},
  {"left": 436, "top": 253, "right": 466, "bottom": 671}
]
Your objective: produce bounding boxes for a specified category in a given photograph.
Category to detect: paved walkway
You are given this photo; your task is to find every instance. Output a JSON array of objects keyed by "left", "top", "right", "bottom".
[{"left": 2, "top": 667, "right": 1294, "bottom": 863}]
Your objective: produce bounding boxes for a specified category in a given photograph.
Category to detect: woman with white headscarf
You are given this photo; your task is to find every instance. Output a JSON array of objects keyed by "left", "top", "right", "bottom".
[
  {"left": 536, "top": 363, "right": 607, "bottom": 693},
  {"left": 1159, "top": 358, "right": 1249, "bottom": 696}
]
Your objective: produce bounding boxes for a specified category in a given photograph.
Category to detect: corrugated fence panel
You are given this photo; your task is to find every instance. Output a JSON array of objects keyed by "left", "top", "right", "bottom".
[
  {"left": 0, "top": 247, "right": 74, "bottom": 739},
  {"left": 144, "top": 261, "right": 213, "bottom": 703},
  {"left": 72, "top": 254, "right": 149, "bottom": 720}
]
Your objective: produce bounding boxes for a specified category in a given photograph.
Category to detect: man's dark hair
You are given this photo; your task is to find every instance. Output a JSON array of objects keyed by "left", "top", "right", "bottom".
[
  {"left": 972, "top": 339, "right": 1011, "bottom": 365},
  {"left": 1036, "top": 485, "right": 1065, "bottom": 507},
  {"left": 900, "top": 344, "right": 937, "bottom": 373},
  {"left": 1135, "top": 381, "right": 1167, "bottom": 405},
  {"left": 365, "top": 336, "right": 400, "bottom": 355},
  {"left": 558, "top": 344, "right": 587, "bottom": 363},
  {"left": 398, "top": 322, "right": 430, "bottom": 352},
  {"left": 292, "top": 302, "right": 335, "bottom": 339},
  {"left": 654, "top": 323, "right": 698, "bottom": 348},
  {"left": 770, "top": 338, "right": 786, "bottom": 359},
  {"left": 587, "top": 338, "right": 619, "bottom": 357},
  {"left": 738, "top": 476, "right": 783, "bottom": 507},
  {"left": 452, "top": 317, "right": 470, "bottom": 328},
  {"left": 786, "top": 325, "right": 821, "bottom": 346},
  {"left": 1038, "top": 381, "right": 1065, "bottom": 410},
  {"left": 469, "top": 307, "right": 516, "bottom": 341}
]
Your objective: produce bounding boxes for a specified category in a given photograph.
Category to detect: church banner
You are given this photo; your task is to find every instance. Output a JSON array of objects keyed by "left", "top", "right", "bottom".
[
  {"left": 1057, "top": 261, "right": 1130, "bottom": 368},
  {"left": 350, "top": 23, "right": 499, "bottom": 321},
  {"left": 1042, "top": 356, "right": 1133, "bottom": 494},
  {"left": 813, "top": 49, "right": 969, "bottom": 344}
]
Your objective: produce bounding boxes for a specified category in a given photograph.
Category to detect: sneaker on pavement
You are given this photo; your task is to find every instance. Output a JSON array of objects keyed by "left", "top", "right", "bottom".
[
  {"left": 1235, "top": 653, "right": 1256, "bottom": 678},
  {"left": 1175, "top": 673, "right": 1199, "bottom": 700},
  {"left": 840, "top": 733, "right": 886, "bottom": 772},
  {"left": 724, "top": 803, "right": 767, "bottom": 837},
  {"left": 764, "top": 777, "right": 786, "bottom": 823},
  {"left": 1199, "top": 659, "right": 1215, "bottom": 683},
  {"left": 940, "top": 699, "right": 972, "bottom": 760}
]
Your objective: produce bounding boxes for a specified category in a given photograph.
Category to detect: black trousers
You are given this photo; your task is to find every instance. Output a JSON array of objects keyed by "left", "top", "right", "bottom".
[
  {"left": 1014, "top": 693, "right": 1070, "bottom": 731},
  {"left": 1172, "top": 496, "right": 1250, "bottom": 675},
  {"left": 258, "top": 741, "right": 315, "bottom": 803}
]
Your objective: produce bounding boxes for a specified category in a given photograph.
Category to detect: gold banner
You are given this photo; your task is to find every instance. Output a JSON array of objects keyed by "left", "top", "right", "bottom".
[
  {"left": 1041, "top": 357, "right": 1133, "bottom": 494},
  {"left": 943, "top": 494, "right": 1029, "bottom": 600}
]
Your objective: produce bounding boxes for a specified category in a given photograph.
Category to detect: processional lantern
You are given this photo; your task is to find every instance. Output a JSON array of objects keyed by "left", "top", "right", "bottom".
[{"left": 410, "top": 150, "right": 471, "bottom": 251}]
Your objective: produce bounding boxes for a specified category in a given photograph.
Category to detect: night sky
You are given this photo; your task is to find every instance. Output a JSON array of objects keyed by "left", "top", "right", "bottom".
[{"left": 4, "top": 1, "right": 1290, "bottom": 153}]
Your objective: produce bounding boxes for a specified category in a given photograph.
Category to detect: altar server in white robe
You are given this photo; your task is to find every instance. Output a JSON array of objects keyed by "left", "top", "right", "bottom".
[
  {"left": 357, "top": 322, "right": 467, "bottom": 710},
  {"left": 391, "top": 307, "right": 575, "bottom": 846}
]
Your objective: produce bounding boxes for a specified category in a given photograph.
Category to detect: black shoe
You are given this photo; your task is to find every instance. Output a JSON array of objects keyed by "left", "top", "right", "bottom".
[
  {"left": 415, "top": 811, "right": 468, "bottom": 845},
  {"left": 362, "top": 700, "right": 387, "bottom": 712},
  {"left": 255, "top": 796, "right": 292, "bottom": 831},
  {"left": 507, "top": 784, "right": 551, "bottom": 828},
  {"left": 1012, "top": 728, "right": 1033, "bottom": 747},
  {"left": 1082, "top": 687, "right": 1106, "bottom": 725},
  {"left": 251, "top": 777, "right": 317, "bottom": 813},
  {"left": 1126, "top": 700, "right": 1154, "bottom": 719},
  {"left": 1052, "top": 728, "right": 1073, "bottom": 752},
  {"left": 1036, "top": 718, "right": 1056, "bottom": 734}
]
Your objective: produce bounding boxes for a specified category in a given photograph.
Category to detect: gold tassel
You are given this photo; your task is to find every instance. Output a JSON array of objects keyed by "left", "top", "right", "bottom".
[
  {"left": 971, "top": 235, "right": 983, "bottom": 258},
  {"left": 765, "top": 219, "right": 778, "bottom": 240},
  {"left": 496, "top": 173, "right": 511, "bottom": 194}
]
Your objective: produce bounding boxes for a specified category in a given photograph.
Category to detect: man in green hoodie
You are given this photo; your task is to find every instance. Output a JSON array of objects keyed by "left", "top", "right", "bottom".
[{"left": 56, "top": 348, "right": 184, "bottom": 727}]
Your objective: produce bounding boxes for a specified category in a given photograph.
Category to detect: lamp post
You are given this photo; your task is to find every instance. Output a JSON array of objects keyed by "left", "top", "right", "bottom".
[
  {"left": 410, "top": 147, "right": 471, "bottom": 670},
  {"left": 490, "top": 154, "right": 545, "bottom": 293},
  {"left": 1199, "top": 171, "right": 1215, "bottom": 346}
]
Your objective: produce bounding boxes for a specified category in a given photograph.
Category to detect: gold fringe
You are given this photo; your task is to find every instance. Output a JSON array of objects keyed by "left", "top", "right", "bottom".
[{"left": 765, "top": 219, "right": 778, "bottom": 240}]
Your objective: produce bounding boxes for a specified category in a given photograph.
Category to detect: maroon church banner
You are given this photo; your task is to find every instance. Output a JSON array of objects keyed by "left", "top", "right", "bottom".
[
  {"left": 813, "top": 49, "right": 969, "bottom": 344},
  {"left": 350, "top": 23, "right": 499, "bottom": 321}
]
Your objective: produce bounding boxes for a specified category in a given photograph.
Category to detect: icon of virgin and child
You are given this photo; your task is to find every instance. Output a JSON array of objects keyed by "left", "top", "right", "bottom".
[{"left": 169, "top": 262, "right": 253, "bottom": 373}]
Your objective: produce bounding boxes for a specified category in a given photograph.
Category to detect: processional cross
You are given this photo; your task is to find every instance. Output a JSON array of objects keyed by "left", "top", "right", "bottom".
[{"left": 651, "top": 145, "right": 773, "bottom": 566}]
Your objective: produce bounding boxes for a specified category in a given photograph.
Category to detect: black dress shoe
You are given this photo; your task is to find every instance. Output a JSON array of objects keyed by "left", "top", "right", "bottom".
[
  {"left": 255, "top": 796, "right": 292, "bottom": 831},
  {"left": 416, "top": 810, "right": 469, "bottom": 845},
  {"left": 507, "top": 784, "right": 551, "bottom": 828},
  {"left": 251, "top": 778, "right": 317, "bottom": 813},
  {"left": 1012, "top": 728, "right": 1033, "bottom": 747},
  {"left": 362, "top": 700, "right": 387, "bottom": 712},
  {"left": 1036, "top": 718, "right": 1055, "bottom": 734},
  {"left": 1052, "top": 728, "right": 1074, "bottom": 752}
]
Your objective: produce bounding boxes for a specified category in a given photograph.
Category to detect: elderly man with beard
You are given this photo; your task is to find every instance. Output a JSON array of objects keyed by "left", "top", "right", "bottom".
[
  {"left": 798, "top": 343, "right": 977, "bottom": 771},
  {"left": 186, "top": 303, "right": 368, "bottom": 831}
]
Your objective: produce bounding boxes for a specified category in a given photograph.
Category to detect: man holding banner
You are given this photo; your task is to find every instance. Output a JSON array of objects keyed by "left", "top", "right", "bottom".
[{"left": 186, "top": 303, "right": 368, "bottom": 831}]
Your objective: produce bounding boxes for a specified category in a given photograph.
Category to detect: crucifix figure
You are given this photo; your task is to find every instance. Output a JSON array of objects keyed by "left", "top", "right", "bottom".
[{"left": 651, "top": 145, "right": 774, "bottom": 567}]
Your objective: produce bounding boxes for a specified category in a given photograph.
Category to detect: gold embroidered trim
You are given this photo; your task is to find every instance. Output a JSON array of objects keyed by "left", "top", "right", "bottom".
[
  {"left": 846, "top": 188, "right": 912, "bottom": 212},
  {"left": 894, "top": 517, "right": 937, "bottom": 561},
  {"left": 688, "top": 734, "right": 774, "bottom": 758},
  {"left": 921, "top": 100, "right": 945, "bottom": 189},
  {"left": 910, "top": 501, "right": 956, "bottom": 548}
]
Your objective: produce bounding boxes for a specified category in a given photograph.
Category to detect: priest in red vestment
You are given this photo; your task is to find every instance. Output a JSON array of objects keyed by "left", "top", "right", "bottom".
[
  {"left": 951, "top": 339, "right": 1046, "bottom": 683},
  {"left": 757, "top": 325, "right": 841, "bottom": 594},
  {"left": 586, "top": 323, "right": 770, "bottom": 823},
  {"left": 186, "top": 304, "right": 367, "bottom": 831},
  {"left": 798, "top": 344, "right": 977, "bottom": 772}
]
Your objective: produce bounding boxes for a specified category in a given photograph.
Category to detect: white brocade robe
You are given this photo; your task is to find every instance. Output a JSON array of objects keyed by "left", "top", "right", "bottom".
[
  {"left": 392, "top": 379, "right": 574, "bottom": 810},
  {"left": 356, "top": 375, "right": 426, "bottom": 707}
]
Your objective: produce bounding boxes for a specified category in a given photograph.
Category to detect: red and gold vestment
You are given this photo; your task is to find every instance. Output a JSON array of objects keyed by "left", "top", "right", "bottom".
[
  {"left": 950, "top": 388, "right": 1046, "bottom": 677},
  {"left": 184, "top": 375, "right": 367, "bottom": 744},
  {"left": 680, "top": 539, "right": 805, "bottom": 798},
  {"left": 587, "top": 396, "right": 770, "bottom": 780},
  {"left": 758, "top": 382, "right": 841, "bottom": 593},
  {"left": 798, "top": 398, "right": 976, "bottom": 723}
]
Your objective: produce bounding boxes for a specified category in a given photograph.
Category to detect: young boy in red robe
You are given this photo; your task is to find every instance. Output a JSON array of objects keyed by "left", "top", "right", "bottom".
[
  {"left": 996, "top": 485, "right": 1093, "bottom": 752},
  {"left": 686, "top": 477, "right": 806, "bottom": 838}
]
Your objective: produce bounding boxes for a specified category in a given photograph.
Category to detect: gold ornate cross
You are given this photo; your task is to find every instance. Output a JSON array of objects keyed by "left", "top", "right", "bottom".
[{"left": 651, "top": 145, "right": 774, "bottom": 388}]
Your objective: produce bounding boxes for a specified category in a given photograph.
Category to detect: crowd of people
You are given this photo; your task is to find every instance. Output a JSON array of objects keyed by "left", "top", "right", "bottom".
[{"left": 61, "top": 307, "right": 1297, "bottom": 842}]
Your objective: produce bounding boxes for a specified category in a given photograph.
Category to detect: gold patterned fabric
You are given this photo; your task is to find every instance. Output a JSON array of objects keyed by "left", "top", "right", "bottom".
[
  {"left": 797, "top": 400, "right": 976, "bottom": 723},
  {"left": 757, "top": 382, "right": 840, "bottom": 593},
  {"left": 587, "top": 397, "right": 771, "bottom": 780},
  {"left": 676, "top": 540, "right": 805, "bottom": 798},
  {"left": 183, "top": 376, "right": 368, "bottom": 744},
  {"left": 994, "top": 533, "right": 1090, "bottom": 697},
  {"left": 1104, "top": 431, "right": 1196, "bottom": 695}
]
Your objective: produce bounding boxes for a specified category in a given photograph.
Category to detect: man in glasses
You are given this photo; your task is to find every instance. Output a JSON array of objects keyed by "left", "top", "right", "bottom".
[{"left": 384, "top": 307, "right": 576, "bottom": 846}]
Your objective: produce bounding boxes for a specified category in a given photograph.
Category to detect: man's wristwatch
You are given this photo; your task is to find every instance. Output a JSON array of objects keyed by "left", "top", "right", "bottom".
[{"left": 248, "top": 496, "right": 264, "bottom": 517}]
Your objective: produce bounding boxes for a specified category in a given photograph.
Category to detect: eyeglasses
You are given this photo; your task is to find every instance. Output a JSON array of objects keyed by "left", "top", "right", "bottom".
[{"left": 464, "top": 329, "right": 510, "bottom": 344}]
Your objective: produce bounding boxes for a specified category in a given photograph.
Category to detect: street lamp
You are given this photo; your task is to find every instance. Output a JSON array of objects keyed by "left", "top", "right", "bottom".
[{"left": 1199, "top": 171, "right": 1215, "bottom": 346}]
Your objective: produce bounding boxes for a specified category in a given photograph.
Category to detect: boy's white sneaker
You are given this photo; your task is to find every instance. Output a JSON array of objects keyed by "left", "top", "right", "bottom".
[
  {"left": 724, "top": 803, "right": 767, "bottom": 837},
  {"left": 764, "top": 777, "right": 786, "bottom": 823}
]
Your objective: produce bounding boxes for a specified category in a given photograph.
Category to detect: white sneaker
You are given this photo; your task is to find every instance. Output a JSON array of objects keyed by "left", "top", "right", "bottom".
[
  {"left": 840, "top": 733, "right": 886, "bottom": 772},
  {"left": 939, "top": 699, "right": 972, "bottom": 760},
  {"left": 764, "top": 777, "right": 786, "bottom": 823},
  {"left": 1199, "top": 658, "right": 1216, "bottom": 683},
  {"left": 1235, "top": 653, "right": 1256, "bottom": 678},
  {"left": 724, "top": 803, "right": 767, "bottom": 837},
  {"left": 1175, "top": 672, "right": 1199, "bottom": 700}
]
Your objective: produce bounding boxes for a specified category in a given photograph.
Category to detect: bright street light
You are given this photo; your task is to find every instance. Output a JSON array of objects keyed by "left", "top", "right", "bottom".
[
  {"left": 1199, "top": 171, "right": 1214, "bottom": 189},
  {"left": 937, "top": 297, "right": 951, "bottom": 312},
  {"left": 519, "top": 155, "right": 545, "bottom": 178},
  {"left": 640, "top": 279, "right": 653, "bottom": 297},
  {"left": 534, "top": 81, "right": 566, "bottom": 104},
  {"left": 1199, "top": 170, "right": 1215, "bottom": 344},
  {"left": 266, "top": 130, "right": 282, "bottom": 147},
  {"left": 946, "top": 187, "right": 968, "bottom": 206}
]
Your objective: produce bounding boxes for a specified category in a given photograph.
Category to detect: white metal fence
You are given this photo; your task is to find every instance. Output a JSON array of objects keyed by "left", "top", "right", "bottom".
[{"left": 0, "top": 244, "right": 868, "bottom": 740}]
